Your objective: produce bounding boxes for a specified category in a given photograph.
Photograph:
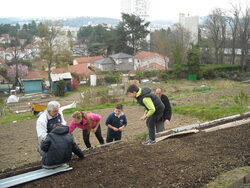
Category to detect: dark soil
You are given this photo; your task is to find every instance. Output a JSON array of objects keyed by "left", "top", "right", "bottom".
[
  {"left": 0, "top": 106, "right": 199, "bottom": 171},
  {"left": 1, "top": 122, "right": 250, "bottom": 187},
  {"left": 1, "top": 84, "right": 250, "bottom": 187}
]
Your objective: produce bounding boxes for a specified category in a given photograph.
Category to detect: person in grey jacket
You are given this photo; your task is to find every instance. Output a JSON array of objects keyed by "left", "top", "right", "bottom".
[
  {"left": 41, "top": 125, "right": 84, "bottom": 168},
  {"left": 36, "top": 101, "right": 67, "bottom": 156}
]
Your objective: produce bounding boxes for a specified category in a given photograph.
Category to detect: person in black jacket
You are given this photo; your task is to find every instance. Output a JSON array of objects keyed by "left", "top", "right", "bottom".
[
  {"left": 155, "top": 88, "right": 172, "bottom": 132},
  {"left": 127, "top": 84, "right": 165, "bottom": 145},
  {"left": 41, "top": 125, "right": 84, "bottom": 169}
]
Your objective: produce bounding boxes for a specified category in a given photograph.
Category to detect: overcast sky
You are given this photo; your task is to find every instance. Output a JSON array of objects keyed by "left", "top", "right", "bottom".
[{"left": 0, "top": 0, "right": 247, "bottom": 21}]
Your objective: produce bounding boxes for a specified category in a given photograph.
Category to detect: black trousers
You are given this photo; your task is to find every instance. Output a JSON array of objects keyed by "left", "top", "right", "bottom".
[
  {"left": 106, "top": 128, "right": 122, "bottom": 143},
  {"left": 82, "top": 125, "right": 104, "bottom": 148}
]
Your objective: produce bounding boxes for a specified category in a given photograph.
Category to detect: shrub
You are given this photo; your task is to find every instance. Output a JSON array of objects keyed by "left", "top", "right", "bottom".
[
  {"left": 55, "top": 80, "right": 66, "bottom": 96},
  {"left": 104, "top": 75, "right": 120, "bottom": 84},
  {"left": 234, "top": 91, "right": 249, "bottom": 106}
]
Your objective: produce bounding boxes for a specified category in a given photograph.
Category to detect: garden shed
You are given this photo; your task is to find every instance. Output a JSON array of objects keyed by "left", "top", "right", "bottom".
[
  {"left": 50, "top": 72, "right": 72, "bottom": 91},
  {"left": 22, "top": 79, "right": 43, "bottom": 94}
]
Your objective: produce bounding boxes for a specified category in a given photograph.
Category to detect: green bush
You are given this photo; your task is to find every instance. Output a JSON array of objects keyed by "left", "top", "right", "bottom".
[
  {"left": 55, "top": 80, "right": 66, "bottom": 96},
  {"left": 234, "top": 91, "right": 249, "bottom": 106},
  {"left": 104, "top": 75, "right": 120, "bottom": 84},
  {"left": 199, "top": 64, "right": 242, "bottom": 80}
]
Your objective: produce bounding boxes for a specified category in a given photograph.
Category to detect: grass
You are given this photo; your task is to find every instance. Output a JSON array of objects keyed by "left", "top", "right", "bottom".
[
  {"left": 63, "top": 101, "right": 137, "bottom": 115},
  {"left": 133, "top": 132, "right": 148, "bottom": 141},
  {"left": 0, "top": 79, "right": 248, "bottom": 125},
  {"left": 173, "top": 103, "right": 249, "bottom": 121},
  {"left": 0, "top": 111, "right": 36, "bottom": 125},
  {"left": 203, "top": 166, "right": 250, "bottom": 188}
]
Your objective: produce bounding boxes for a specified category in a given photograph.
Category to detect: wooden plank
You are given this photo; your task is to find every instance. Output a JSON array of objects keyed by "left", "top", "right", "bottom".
[
  {"left": 203, "top": 118, "right": 250, "bottom": 133},
  {"left": 156, "top": 129, "right": 199, "bottom": 143}
]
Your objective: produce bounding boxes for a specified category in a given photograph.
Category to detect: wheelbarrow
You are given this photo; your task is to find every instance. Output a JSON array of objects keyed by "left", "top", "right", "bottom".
[
  {"left": 30, "top": 103, "right": 47, "bottom": 115},
  {"left": 30, "top": 101, "right": 76, "bottom": 115}
]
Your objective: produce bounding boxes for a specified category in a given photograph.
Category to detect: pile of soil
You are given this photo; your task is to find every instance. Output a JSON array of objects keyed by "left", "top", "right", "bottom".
[{"left": 2, "top": 122, "right": 250, "bottom": 187}]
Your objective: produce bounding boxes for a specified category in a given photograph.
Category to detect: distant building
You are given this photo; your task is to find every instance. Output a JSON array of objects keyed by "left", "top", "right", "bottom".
[
  {"left": 92, "top": 52, "right": 133, "bottom": 71},
  {"left": 134, "top": 51, "right": 168, "bottom": 70},
  {"left": 121, "top": 0, "right": 150, "bottom": 41},
  {"left": 73, "top": 56, "right": 103, "bottom": 65},
  {"left": 179, "top": 13, "right": 199, "bottom": 44},
  {"left": 121, "top": 0, "right": 149, "bottom": 21}
]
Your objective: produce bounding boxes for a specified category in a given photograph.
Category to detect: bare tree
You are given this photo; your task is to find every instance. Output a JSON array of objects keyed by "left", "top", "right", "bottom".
[
  {"left": 237, "top": 5, "right": 250, "bottom": 71},
  {"left": 228, "top": 3, "right": 241, "bottom": 64},
  {"left": 204, "top": 8, "right": 227, "bottom": 64},
  {"left": 150, "top": 28, "right": 172, "bottom": 69},
  {"left": 172, "top": 24, "right": 191, "bottom": 64},
  {"left": 37, "top": 23, "right": 61, "bottom": 87}
]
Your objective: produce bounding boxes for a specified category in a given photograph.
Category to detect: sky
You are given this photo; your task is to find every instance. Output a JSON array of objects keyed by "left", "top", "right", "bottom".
[{"left": 0, "top": 0, "right": 247, "bottom": 21}]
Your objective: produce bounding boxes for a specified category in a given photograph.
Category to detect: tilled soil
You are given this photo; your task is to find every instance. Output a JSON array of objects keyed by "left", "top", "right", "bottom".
[
  {"left": 1, "top": 84, "right": 250, "bottom": 187},
  {"left": 3, "top": 122, "right": 250, "bottom": 188},
  {"left": 0, "top": 106, "right": 199, "bottom": 171}
]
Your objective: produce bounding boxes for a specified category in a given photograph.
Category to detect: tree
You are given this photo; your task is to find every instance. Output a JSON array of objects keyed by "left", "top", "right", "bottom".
[
  {"left": 172, "top": 43, "right": 185, "bottom": 77},
  {"left": 237, "top": 6, "right": 250, "bottom": 71},
  {"left": 171, "top": 24, "right": 191, "bottom": 77},
  {"left": 8, "top": 27, "right": 29, "bottom": 86},
  {"left": 77, "top": 24, "right": 113, "bottom": 56},
  {"left": 38, "top": 22, "right": 73, "bottom": 88},
  {"left": 114, "top": 22, "right": 133, "bottom": 54},
  {"left": 227, "top": 3, "right": 240, "bottom": 64},
  {"left": 204, "top": 8, "right": 227, "bottom": 64},
  {"left": 116, "top": 13, "right": 150, "bottom": 55},
  {"left": 187, "top": 45, "right": 201, "bottom": 74},
  {"left": 150, "top": 28, "right": 172, "bottom": 69},
  {"left": 7, "top": 64, "right": 28, "bottom": 82}
]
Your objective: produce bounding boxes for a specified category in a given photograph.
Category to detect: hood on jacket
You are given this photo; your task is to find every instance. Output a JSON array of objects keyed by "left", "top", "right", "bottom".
[
  {"left": 141, "top": 87, "right": 151, "bottom": 96},
  {"left": 50, "top": 125, "right": 69, "bottom": 135}
]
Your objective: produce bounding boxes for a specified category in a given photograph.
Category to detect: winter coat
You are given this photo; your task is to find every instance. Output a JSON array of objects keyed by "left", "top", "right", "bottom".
[
  {"left": 136, "top": 87, "right": 165, "bottom": 116},
  {"left": 41, "top": 125, "right": 84, "bottom": 166}
]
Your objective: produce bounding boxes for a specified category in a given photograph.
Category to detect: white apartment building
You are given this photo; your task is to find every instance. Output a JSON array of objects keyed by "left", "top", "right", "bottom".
[
  {"left": 179, "top": 13, "right": 199, "bottom": 44},
  {"left": 121, "top": 0, "right": 150, "bottom": 21}
]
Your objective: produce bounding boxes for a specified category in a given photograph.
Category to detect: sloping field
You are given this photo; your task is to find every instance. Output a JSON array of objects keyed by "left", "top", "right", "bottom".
[{"left": 1, "top": 121, "right": 250, "bottom": 188}]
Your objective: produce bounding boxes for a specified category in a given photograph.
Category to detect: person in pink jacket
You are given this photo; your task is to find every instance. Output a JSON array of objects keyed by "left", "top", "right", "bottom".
[{"left": 69, "top": 111, "right": 105, "bottom": 149}]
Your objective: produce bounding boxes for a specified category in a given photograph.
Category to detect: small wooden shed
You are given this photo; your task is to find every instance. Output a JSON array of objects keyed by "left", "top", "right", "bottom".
[{"left": 22, "top": 79, "right": 43, "bottom": 94}]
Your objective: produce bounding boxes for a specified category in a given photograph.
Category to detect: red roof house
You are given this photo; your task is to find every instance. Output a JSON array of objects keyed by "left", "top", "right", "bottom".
[
  {"left": 134, "top": 51, "right": 169, "bottom": 70},
  {"left": 73, "top": 56, "right": 103, "bottom": 65}
]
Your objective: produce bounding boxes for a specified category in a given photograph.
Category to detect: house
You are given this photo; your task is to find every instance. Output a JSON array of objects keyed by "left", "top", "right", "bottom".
[
  {"left": 52, "top": 63, "right": 95, "bottom": 82},
  {"left": 73, "top": 56, "right": 103, "bottom": 65},
  {"left": 22, "top": 79, "right": 43, "bottom": 94},
  {"left": 110, "top": 52, "right": 133, "bottom": 70},
  {"left": 0, "top": 34, "right": 11, "bottom": 44},
  {"left": 93, "top": 57, "right": 115, "bottom": 71},
  {"left": 134, "top": 51, "right": 169, "bottom": 70},
  {"left": 92, "top": 52, "right": 133, "bottom": 71}
]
